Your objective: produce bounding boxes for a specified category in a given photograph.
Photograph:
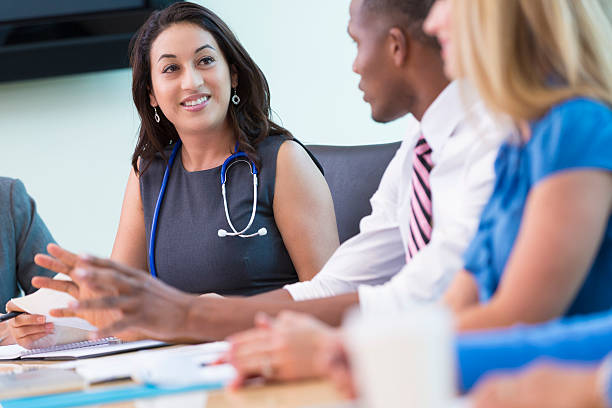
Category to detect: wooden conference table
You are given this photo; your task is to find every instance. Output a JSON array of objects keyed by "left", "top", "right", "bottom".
[
  {"left": 3, "top": 350, "right": 348, "bottom": 408},
  {"left": 99, "top": 379, "right": 346, "bottom": 408}
]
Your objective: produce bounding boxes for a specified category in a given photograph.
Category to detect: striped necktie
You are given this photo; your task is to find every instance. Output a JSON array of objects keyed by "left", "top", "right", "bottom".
[{"left": 407, "top": 134, "right": 434, "bottom": 259}]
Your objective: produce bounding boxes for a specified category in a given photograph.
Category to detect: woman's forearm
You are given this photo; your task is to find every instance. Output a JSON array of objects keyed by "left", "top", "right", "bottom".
[
  {"left": 457, "top": 310, "right": 612, "bottom": 392},
  {"left": 456, "top": 302, "right": 519, "bottom": 332}
]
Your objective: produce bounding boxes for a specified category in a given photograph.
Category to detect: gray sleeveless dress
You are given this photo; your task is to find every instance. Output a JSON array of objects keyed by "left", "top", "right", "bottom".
[{"left": 140, "top": 135, "right": 299, "bottom": 296}]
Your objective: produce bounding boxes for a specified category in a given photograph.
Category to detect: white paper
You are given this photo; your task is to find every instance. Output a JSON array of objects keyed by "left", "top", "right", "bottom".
[
  {"left": 22, "top": 339, "right": 165, "bottom": 360},
  {"left": 0, "top": 339, "right": 166, "bottom": 361},
  {"left": 0, "top": 344, "right": 27, "bottom": 360},
  {"left": 63, "top": 341, "right": 229, "bottom": 384},
  {"left": 11, "top": 273, "right": 97, "bottom": 331}
]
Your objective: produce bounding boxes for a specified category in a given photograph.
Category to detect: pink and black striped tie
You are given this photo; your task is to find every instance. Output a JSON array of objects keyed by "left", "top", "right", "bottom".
[{"left": 407, "top": 134, "right": 434, "bottom": 260}]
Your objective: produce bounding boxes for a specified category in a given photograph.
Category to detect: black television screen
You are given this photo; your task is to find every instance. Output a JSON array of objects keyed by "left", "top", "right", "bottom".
[
  {"left": 0, "top": 0, "right": 146, "bottom": 23},
  {"left": 0, "top": 0, "right": 182, "bottom": 82}
]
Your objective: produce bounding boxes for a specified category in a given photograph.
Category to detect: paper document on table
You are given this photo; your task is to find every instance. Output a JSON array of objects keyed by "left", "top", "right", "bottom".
[
  {"left": 0, "top": 339, "right": 165, "bottom": 361},
  {"left": 10, "top": 273, "right": 96, "bottom": 331},
  {"left": 59, "top": 341, "right": 230, "bottom": 384}
]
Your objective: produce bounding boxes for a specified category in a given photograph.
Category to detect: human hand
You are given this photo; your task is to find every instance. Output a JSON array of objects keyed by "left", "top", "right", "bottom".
[
  {"left": 0, "top": 321, "right": 14, "bottom": 346},
  {"left": 470, "top": 361, "right": 605, "bottom": 408},
  {"left": 33, "top": 244, "right": 123, "bottom": 330},
  {"left": 324, "top": 331, "right": 357, "bottom": 399},
  {"left": 5, "top": 301, "right": 53, "bottom": 349},
  {"left": 52, "top": 254, "right": 197, "bottom": 342},
  {"left": 227, "top": 311, "right": 335, "bottom": 389}
]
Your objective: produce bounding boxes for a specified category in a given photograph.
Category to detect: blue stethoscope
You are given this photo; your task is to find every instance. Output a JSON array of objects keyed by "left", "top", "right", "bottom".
[{"left": 149, "top": 139, "right": 267, "bottom": 278}]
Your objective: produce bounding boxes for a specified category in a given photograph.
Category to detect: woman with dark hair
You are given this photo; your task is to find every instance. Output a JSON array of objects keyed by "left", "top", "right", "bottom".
[
  {"left": 9, "top": 2, "right": 338, "bottom": 345},
  {"left": 116, "top": 2, "right": 337, "bottom": 295}
]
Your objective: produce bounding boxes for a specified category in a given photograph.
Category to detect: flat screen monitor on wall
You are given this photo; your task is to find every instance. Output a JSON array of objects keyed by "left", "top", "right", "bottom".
[{"left": 0, "top": 0, "right": 182, "bottom": 83}]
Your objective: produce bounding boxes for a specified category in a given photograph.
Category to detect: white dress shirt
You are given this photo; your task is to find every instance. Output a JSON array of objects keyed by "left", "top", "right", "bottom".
[{"left": 285, "top": 81, "right": 508, "bottom": 314}]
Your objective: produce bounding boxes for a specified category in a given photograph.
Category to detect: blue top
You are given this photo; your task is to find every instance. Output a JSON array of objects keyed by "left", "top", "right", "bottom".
[
  {"left": 456, "top": 309, "right": 612, "bottom": 391},
  {"left": 0, "top": 178, "right": 55, "bottom": 312},
  {"left": 463, "top": 98, "right": 612, "bottom": 316}
]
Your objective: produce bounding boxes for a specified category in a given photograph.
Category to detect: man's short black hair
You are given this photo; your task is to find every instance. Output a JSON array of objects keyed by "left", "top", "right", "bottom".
[{"left": 362, "top": 0, "right": 439, "bottom": 48}]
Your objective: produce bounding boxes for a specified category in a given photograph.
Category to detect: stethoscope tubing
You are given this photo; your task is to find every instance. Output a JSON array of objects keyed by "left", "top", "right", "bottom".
[
  {"left": 149, "top": 140, "right": 182, "bottom": 278},
  {"left": 148, "top": 139, "right": 262, "bottom": 278}
]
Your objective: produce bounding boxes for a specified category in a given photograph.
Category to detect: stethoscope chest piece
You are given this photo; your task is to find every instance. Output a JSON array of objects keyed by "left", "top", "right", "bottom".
[{"left": 218, "top": 149, "right": 267, "bottom": 239}]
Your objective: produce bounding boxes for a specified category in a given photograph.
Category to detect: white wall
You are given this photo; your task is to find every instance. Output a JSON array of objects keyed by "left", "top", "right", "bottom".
[{"left": 0, "top": 0, "right": 411, "bottom": 256}]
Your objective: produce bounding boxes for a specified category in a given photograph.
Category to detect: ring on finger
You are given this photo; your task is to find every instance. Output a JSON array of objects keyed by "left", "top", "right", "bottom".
[{"left": 261, "top": 357, "right": 274, "bottom": 379}]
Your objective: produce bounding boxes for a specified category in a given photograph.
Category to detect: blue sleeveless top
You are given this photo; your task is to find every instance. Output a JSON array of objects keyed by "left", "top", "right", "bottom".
[
  {"left": 463, "top": 98, "right": 612, "bottom": 317},
  {"left": 140, "top": 135, "right": 299, "bottom": 296}
]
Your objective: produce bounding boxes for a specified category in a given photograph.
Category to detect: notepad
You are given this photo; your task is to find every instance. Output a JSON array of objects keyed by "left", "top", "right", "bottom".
[
  {"left": 0, "top": 339, "right": 166, "bottom": 360},
  {"left": 61, "top": 341, "right": 230, "bottom": 384},
  {"left": 10, "top": 273, "right": 97, "bottom": 332}
]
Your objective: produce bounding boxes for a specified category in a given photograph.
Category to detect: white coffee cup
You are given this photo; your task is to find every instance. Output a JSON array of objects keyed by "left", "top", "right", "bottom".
[{"left": 343, "top": 304, "right": 456, "bottom": 408}]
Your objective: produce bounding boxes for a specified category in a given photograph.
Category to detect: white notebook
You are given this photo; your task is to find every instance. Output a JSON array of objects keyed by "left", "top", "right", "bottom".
[
  {"left": 0, "top": 339, "right": 166, "bottom": 360},
  {"left": 10, "top": 273, "right": 97, "bottom": 331}
]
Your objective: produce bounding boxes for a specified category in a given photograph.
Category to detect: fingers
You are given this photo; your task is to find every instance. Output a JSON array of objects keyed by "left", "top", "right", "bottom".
[
  {"left": 230, "top": 351, "right": 280, "bottom": 380},
  {"left": 8, "top": 312, "right": 55, "bottom": 350},
  {"left": 214, "top": 350, "right": 230, "bottom": 365},
  {"left": 49, "top": 296, "right": 130, "bottom": 317},
  {"left": 31, "top": 277, "right": 79, "bottom": 298},
  {"left": 328, "top": 364, "right": 357, "bottom": 399},
  {"left": 11, "top": 313, "right": 46, "bottom": 328},
  {"left": 5, "top": 301, "right": 25, "bottom": 313},
  {"left": 79, "top": 255, "right": 144, "bottom": 279},
  {"left": 47, "top": 243, "right": 79, "bottom": 269},
  {"left": 72, "top": 267, "right": 139, "bottom": 294},
  {"left": 228, "top": 330, "right": 282, "bottom": 380},
  {"left": 231, "top": 338, "right": 278, "bottom": 364},
  {"left": 254, "top": 312, "right": 273, "bottom": 329},
  {"left": 90, "top": 318, "right": 139, "bottom": 340},
  {"left": 228, "top": 373, "right": 248, "bottom": 390},
  {"left": 115, "top": 329, "right": 146, "bottom": 342},
  {"left": 34, "top": 254, "right": 71, "bottom": 276},
  {"left": 18, "top": 332, "right": 54, "bottom": 350},
  {"left": 69, "top": 295, "right": 140, "bottom": 312},
  {"left": 13, "top": 322, "right": 54, "bottom": 339},
  {"left": 228, "top": 327, "right": 271, "bottom": 349},
  {"left": 275, "top": 310, "right": 301, "bottom": 323},
  {"left": 49, "top": 308, "right": 78, "bottom": 318}
]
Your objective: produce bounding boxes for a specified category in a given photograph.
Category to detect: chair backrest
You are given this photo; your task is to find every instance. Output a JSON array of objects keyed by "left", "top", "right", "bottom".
[{"left": 307, "top": 142, "right": 401, "bottom": 243}]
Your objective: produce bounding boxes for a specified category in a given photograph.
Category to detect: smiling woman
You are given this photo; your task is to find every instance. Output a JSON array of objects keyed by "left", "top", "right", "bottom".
[{"left": 8, "top": 2, "right": 339, "bottom": 348}]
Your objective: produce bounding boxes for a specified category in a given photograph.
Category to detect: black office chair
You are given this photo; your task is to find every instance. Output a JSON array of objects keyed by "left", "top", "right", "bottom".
[{"left": 308, "top": 142, "right": 401, "bottom": 243}]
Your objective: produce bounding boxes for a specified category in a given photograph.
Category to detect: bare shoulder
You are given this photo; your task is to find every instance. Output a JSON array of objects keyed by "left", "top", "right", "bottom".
[{"left": 276, "top": 139, "right": 321, "bottom": 176}]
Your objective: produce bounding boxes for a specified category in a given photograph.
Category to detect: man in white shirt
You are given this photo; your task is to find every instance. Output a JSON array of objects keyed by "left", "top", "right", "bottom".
[{"left": 286, "top": 81, "right": 500, "bottom": 315}]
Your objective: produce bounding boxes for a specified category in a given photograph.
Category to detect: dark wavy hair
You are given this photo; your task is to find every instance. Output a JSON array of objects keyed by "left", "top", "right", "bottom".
[{"left": 130, "top": 2, "right": 293, "bottom": 174}]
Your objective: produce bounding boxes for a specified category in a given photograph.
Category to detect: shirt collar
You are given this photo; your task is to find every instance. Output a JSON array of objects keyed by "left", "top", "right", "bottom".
[{"left": 419, "top": 80, "right": 476, "bottom": 154}]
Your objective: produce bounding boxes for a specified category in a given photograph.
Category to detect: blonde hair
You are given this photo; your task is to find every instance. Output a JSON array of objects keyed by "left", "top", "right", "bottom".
[{"left": 451, "top": 0, "right": 612, "bottom": 122}]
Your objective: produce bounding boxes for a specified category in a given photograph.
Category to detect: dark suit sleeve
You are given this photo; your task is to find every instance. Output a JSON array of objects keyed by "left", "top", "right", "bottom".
[{"left": 10, "top": 179, "right": 56, "bottom": 294}]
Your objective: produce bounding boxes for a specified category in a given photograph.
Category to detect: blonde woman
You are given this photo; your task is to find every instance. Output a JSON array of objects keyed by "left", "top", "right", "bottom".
[
  {"left": 426, "top": 0, "right": 612, "bottom": 406},
  {"left": 429, "top": 0, "right": 612, "bottom": 331}
]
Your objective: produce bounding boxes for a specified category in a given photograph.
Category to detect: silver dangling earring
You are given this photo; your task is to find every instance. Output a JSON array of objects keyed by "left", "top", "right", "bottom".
[
  {"left": 231, "top": 88, "right": 240, "bottom": 105},
  {"left": 154, "top": 107, "right": 161, "bottom": 123}
]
